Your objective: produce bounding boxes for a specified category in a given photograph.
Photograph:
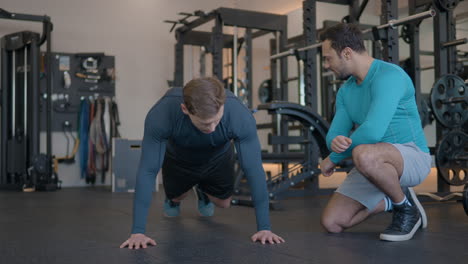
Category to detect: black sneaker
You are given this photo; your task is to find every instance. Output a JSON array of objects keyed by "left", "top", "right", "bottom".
[
  {"left": 380, "top": 203, "right": 422, "bottom": 241},
  {"left": 404, "top": 187, "right": 427, "bottom": 228}
]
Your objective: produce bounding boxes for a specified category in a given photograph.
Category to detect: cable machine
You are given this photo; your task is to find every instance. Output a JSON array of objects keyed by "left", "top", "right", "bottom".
[{"left": 0, "top": 9, "right": 57, "bottom": 191}]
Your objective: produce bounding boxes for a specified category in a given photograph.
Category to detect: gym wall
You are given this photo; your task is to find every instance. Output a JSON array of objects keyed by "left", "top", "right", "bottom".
[
  {"left": 1, "top": 0, "right": 466, "bottom": 187},
  {"left": 0, "top": 0, "right": 246, "bottom": 186},
  {"left": 0, "top": 0, "right": 306, "bottom": 187}
]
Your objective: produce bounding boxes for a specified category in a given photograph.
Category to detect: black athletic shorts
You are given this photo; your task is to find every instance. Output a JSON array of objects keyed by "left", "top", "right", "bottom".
[{"left": 162, "top": 147, "right": 235, "bottom": 200}]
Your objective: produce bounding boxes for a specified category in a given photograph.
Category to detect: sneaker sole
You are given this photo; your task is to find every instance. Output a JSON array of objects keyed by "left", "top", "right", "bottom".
[
  {"left": 379, "top": 218, "right": 421, "bottom": 242},
  {"left": 408, "top": 187, "right": 427, "bottom": 228}
]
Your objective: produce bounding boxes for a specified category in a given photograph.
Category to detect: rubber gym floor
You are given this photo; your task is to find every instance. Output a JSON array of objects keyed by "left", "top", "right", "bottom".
[{"left": 0, "top": 187, "right": 466, "bottom": 264}]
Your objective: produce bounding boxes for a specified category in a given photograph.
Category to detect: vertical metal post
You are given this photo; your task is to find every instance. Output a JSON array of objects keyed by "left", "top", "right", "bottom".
[
  {"left": 434, "top": 5, "right": 457, "bottom": 192},
  {"left": 24, "top": 46, "right": 28, "bottom": 137},
  {"left": 46, "top": 22, "right": 52, "bottom": 177},
  {"left": 244, "top": 28, "right": 253, "bottom": 109},
  {"left": 298, "top": 59, "right": 305, "bottom": 105},
  {"left": 275, "top": 33, "right": 281, "bottom": 97},
  {"left": 232, "top": 26, "right": 238, "bottom": 96},
  {"left": 174, "top": 31, "right": 184, "bottom": 87},
  {"left": 279, "top": 14, "right": 289, "bottom": 182},
  {"left": 12, "top": 51, "right": 16, "bottom": 137},
  {"left": 303, "top": 0, "right": 317, "bottom": 110},
  {"left": 212, "top": 15, "right": 223, "bottom": 81},
  {"left": 199, "top": 46, "right": 206, "bottom": 77},
  {"left": 280, "top": 29, "right": 288, "bottom": 102},
  {"left": 408, "top": 0, "right": 421, "bottom": 101},
  {"left": 269, "top": 36, "right": 280, "bottom": 154},
  {"left": 348, "top": 0, "right": 360, "bottom": 23},
  {"left": 380, "top": 0, "right": 399, "bottom": 64},
  {"left": 1, "top": 40, "right": 9, "bottom": 185},
  {"left": 30, "top": 37, "right": 40, "bottom": 178}
]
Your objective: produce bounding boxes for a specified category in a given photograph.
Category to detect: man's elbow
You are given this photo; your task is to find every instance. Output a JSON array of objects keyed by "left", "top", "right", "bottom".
[{"left": 360, "top": 134, "right": 382, "bottom": 145}]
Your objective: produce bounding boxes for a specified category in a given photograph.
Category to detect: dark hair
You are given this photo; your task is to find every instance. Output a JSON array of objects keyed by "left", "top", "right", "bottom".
[
  {"left": 183, "top": 77, "right": 226, "bottom": 118},
  {"left": 320, "top": 23, "right": 366, "bottom": 54}
]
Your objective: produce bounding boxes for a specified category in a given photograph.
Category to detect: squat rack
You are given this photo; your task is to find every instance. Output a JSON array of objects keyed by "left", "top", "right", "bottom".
[{"left": 167, "top": 7, "right": 288, "bottom": 109}]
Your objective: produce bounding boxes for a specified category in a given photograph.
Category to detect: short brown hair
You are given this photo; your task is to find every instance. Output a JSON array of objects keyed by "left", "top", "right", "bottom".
[
  {"left": 183, "top": 77, "right": 226, "bottom": 118},
  {"left": 320, "top": 23, "right": 366, "bottom": 54}
]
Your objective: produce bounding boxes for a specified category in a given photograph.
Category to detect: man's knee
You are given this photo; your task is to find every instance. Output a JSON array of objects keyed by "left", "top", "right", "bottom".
[
  {"left": 352, "top": 145, "right": 377, "bottom": 173},
  {"left": 212, "top": 197, "right": 232, "bottom": 208},
  {"left": 321, "top": 214, "right": 344, "bottom": 233}
]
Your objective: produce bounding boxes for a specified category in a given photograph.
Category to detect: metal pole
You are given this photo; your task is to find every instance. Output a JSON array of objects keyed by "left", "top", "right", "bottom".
[
  {"left": 442, "top": 38, "right": 467, "bottom": 47},
  {"left": 46, "top": 22, "right": 52, "bottom": 178},
  {"left": 1, "top": 41, "right": 9, "bottom": 185},
  {"left": 275, "top": 32, "right": 281, "bottom": 137},
  {"left": 298, "top": 59, "right": 305, "bottom": 106},
  {"left": 174, "top": 32, "right": 184, "bottom": 86},
  {"left": 233, "top": 26, "right": 238, "bottom": 96},
  {"left": 212, "top": 16, "right": 223, "bottom": 81},
  {"left": 269, "top": 9, "right": 436, "bottom": 61},
  {"left": 270, "top": 48, "right": 295, "bottom": 60},
  {"left": 275, "top": 32, "right": 281, "bottom": 91},
  {"left": 297, "top": 43, "right": 322, "bottom": 53},
  {"left": 24, "top": 46, "right": 28, "bottom": 137},
  {"left": 12, "top": 51, "right": 16, "bottom": 138},
  {"left": 199, "top": 46, "right": 206, "bottom": 77},
  {"left": 363, "top": 9, "right": 436, "bottom": 33},
  {"left": 30, "top": 37, "right": 39, "bottom": 186}
]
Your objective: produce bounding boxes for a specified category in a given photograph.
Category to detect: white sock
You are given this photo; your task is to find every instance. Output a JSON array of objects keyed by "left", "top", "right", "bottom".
[
  {"left": 392, "top": 196, "right": 412, "bottom": 207},
  {"left": 384, "top": 196, "right": 393, "bottom": 211}
]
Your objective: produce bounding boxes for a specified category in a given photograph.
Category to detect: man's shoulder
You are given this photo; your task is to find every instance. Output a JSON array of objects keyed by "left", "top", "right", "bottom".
[
  {"left": 164, "top": 87, "right": 183, "bottom": 98},
  {"left": 147, "top": 88, "right": 183, "bottom": 118},
  {"left": 222, "top": 92, "right": 256, "bottom": 134},
  {"left": 156, "top": 88, "right": 183, "bottom": 106},
  {"left": 224, "top": 90, "right": 250, "bottom": 113},
  {"left": 375, "top": 59, "right": 406, "bottom": 77}
]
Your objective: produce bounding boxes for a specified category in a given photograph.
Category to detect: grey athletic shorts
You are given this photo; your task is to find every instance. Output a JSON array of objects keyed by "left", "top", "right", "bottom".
[{"left": 335, "top": 142, "right": 431, "bottom": 211}]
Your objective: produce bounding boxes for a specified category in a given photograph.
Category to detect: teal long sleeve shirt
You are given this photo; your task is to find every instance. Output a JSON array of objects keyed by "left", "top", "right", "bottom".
[{"left": 326, "top": 59, "right": 429, "bottom": 164}]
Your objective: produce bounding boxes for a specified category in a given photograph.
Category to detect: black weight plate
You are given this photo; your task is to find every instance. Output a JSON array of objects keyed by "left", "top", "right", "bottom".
[
  {"left": 258, "top": 79, "right": 272, "bottom": 103},
  {"left": 224, "top": 77, "right": 248, "bottom": 106},
  {"left": 435, "top": 130, "right": 468, "bottom": 186},
  {"left": 435, "top": 0, "right": 460, "bottom": 11},
  {"left": 430, "top": 74, "right": 467, "bottom": 128},
  {"left": 32, "top": 154, "right": 49, "bottom": 175}
]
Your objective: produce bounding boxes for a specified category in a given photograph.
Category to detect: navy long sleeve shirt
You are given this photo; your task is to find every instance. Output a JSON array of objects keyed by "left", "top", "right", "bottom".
[{"left": 131, "top": 88, "right": 271, "bottom": 234}]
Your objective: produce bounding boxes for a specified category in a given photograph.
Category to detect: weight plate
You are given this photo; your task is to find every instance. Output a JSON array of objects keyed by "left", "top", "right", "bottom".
[
  {"left": 435, "top": 0, "right": 460, "bottom": 11},
  {"left": 258, "top": 79, "right": 272, "bottom": 103},
  {"left": 430, "top": 74, "right": 467, "bottom": 128},
  {"left": 223, "top": 77, "right": 249, "bottom": 106},
  {"left": 401, "top": 25, "right": 413, "bottom": 44},
  {"left": 435, "top": 130, "right": 468, "bottom": 186},
  {"left": 32, "top": 154, "right": 49, "bottom": 175}
]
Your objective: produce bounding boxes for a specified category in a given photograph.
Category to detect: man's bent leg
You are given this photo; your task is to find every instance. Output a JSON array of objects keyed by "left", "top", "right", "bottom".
[
  {"left": 352, "top": 143, "right": 405, "bottom": 203},
  {"left": 352, "top": 142, "right": 430, "bottom": 241},
  {"left": 197, "top": 146, "right": 235, "bottom": 214},
  {"left": 321, "top": 192, "right": 385, "bottom": 233},
  {"left": 161, "top": 153, "right": 203, "bottom": 217},
  {"left": 206, "top": 194, "right": 232, "bottom": 208},
  {"left": 171, "top": 190, "right": 191, "bottom": 203}
]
